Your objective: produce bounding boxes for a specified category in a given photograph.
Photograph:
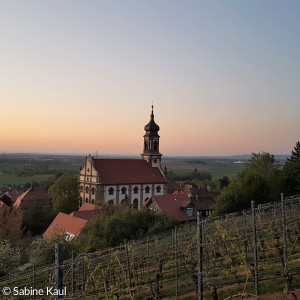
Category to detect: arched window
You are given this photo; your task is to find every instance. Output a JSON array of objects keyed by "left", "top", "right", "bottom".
[
  {"left": 145, "top": 186, "right": 150, "bottom": 193},
  {"left": 85, "top": 198, "right": 88, "bottom": 203},
  {"left": 144, "top": 141, "right": 148, "bottom": 151},
  {"left": 108, "top": 187, "right": 114, "bottom": 195},
  {"left": 80, "top": 185, "right": 83, "bottom": 193},
  {"left": 154, "top": 141, "right": 158, "bottom": 151},
  {"left": 85, "top": 186, "right": 89, "bottom": 193},
  {"left": 121, "top": 187, "right": 127, "bottom": 195},
  {"left": 92, "top": 199, "right": 95, "bottom": 204},
  {"left": 133, "top": 198, "right": 138, "bottom": 210},
  {"left": 156, "top": 186, "right": 161, "bottom": 193},
  {"left": 91, "top": 187, "right": 95, "bottom": 195},
  {"left": 133, "top": 186, "right": 139, "bottom": 194},
  {"left": 144, "top": 197, "right": 149, "bottom": 203}
]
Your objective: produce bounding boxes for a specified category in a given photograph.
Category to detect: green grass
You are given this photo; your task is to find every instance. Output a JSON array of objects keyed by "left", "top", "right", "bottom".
[
  {"left": 211, "top": 164, "right": 244, "bottom": 180},
  {"left": 0, "top": 163, "right": 80, "bottom": 185},
  {"left": 0, "top": 174, "right": 50, "bottom": 186}
]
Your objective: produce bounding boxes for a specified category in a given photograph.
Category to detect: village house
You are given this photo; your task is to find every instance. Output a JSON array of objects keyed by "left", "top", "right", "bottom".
[
  {"left": 43, "top": 203, "right": 96, "bottom": 240},
  {"left": 13, "top": 186, "right": 52, "bottom": 210},
  {"left": 144, "top": 193, "right": 196, "bottom": 222},
  {"left": 144, "top": 184, "right": 218, "bottom": 222}
]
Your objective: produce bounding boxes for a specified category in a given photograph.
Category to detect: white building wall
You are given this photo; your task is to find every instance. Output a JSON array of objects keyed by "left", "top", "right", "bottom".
[
  {"left": 104, "top": 185, "right": 117, "bottom": 203},
  {"left": 119, "top": 185, "right": 130, "bottom": 202}
]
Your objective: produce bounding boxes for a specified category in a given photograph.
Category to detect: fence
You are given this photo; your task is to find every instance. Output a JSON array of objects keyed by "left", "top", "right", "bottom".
[{"left": 1, "top": 194, "right": 300, "bottom": 299}]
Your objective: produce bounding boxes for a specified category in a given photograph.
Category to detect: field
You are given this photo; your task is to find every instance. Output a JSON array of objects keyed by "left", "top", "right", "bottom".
[
  {"left": 163, "top": 157, "right": 245, "bottom": 181},
  {"left": 0, "top": 153, "right": 84, "bottom": 186},
  {"left": 0, "top": 154, "right": 247, "bottom": 186}
]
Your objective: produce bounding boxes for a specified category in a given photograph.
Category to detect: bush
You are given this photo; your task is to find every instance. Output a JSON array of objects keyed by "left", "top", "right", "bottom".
[
  {"left": 0, "top": 240, "right": 21, "bottom": 276},
  {"left": 76, "top": 205, "right": 178, "bottom": 252}
]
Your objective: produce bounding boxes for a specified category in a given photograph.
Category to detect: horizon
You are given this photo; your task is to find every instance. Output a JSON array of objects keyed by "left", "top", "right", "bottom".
[
  {"left": 1, "top": 1, "right": 300, "bottom": 156},
  {"left": 0, "top": 151, "right": 291, "bottom": 158}
]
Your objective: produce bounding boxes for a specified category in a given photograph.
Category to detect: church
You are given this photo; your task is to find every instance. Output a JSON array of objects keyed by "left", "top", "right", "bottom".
[{"left": 78, "top": 106, "right": 167, "bottom": 209}]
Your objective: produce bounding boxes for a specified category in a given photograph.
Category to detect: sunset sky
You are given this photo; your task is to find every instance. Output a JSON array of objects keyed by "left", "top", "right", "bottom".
[{"left": 1, "top": 0, "right": 300, "bottom": 156}]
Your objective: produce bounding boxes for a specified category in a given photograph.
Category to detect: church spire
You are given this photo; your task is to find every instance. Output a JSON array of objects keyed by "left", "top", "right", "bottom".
[
  {"left": 151, "top": 104, "right": 154, "bottom": 119},
  {"left": 141, "top": 105, "right": 162, "bottom": 169}
]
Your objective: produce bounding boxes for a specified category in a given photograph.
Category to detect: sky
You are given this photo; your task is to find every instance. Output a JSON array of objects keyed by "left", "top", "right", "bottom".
[{"left": 1, "top": 0, "right": 300, "bottom": 156}]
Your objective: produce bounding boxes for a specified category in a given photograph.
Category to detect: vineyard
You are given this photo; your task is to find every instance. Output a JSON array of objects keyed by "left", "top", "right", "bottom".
[{"left": 1, "top": 195, "right": 300, "bottom": 299}]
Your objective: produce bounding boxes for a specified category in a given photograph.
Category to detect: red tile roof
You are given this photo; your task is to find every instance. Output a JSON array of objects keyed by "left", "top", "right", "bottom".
[
  {"left": 43, "top": 212, "right": 87, "bottom": 240},
  {"left": 14, "top": 186, "right": 52, "bottom": 209},
  {"left": 79, "top": 203, "right": 96, "bottom": 211},
  {"left": 93, "top": 159, "right": 167, "bottom": 185},
  {"left": 69, "top": 203, "right": 97, "bottom": 220},
  {"left": 69, "top": 210, "right": 94, "bottom": 220},
  {"left": 144, "top": 194, "right": 195, "bottom": 222}
]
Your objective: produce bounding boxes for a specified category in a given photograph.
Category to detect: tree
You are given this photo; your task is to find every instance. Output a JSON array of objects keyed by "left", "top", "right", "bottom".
[
  {"left": 76, "top": 204, "right": 178, "bottom": 252},
  {"left": 0, "top": 240, "right": 21, "bottom": 276},
  {"left": 219, "top": 176, "right": 229, "bottom": 189},
  {"left": 282, "top": 142, "right": 300, "bottom": 195},
  {"left": 49, "top": 175, "right": 79, "bottom": 214},
  {"left": 287, "top": 141, "right": 300, "bottom": 162},
  {"left": 0, "top": 207, "right": 23, "bottom": 244},
  {"left": 214, "top": 152, "right": 284, "bottom": 215},
  {"left": 30, "top": 236, "right": 75, "bottom": 266}
]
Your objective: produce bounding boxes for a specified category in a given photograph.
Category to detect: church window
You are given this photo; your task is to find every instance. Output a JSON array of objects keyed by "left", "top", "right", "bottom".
[
  {"left": 108, "top": 187, "right": 114, "bottom": 195},
  {"left": 144, "top": 141, "right": 148, "bottom": 150},
  {"left": 145, "top": 186, "right": 150, "bottom": 193},
  {"left": 156, "top": 186, "right": 161, "bottom": 193},
  {"left": 91, "top": 187, "right": 95, "bottom": 195},
  {"left": 80, "top": 185, "right": 83, "bottom": 192},
  {"left": 154, "top": 140, "right": 158, "bottom": 151},
  {"left": 133, "top": 198, "right": 138, "bottom": 210},
  {"left": 85, "top": 186, "right": 89, "bottom": 193},
  {"left": 92, "top": 199, "right": 95, "bottom": 204},
  {"left": 133, "top": 186, "right": 139, "bottom": 194},
  {"left": 121, "top": 187, "right": 127, "bottom": 194}
]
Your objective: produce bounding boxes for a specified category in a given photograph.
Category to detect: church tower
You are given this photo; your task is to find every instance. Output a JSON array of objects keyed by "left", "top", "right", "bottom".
[{"left": 141, "top": 105, "right": 163, "bottom": 169}]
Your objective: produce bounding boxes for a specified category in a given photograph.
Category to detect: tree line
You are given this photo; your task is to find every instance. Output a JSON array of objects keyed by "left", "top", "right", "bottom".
[{"left": 213, "top": 141, "right": 300, "bottom": 215}]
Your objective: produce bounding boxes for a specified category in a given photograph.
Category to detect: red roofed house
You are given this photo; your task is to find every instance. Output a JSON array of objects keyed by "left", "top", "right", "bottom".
[
  {"left": 171, "top": 184, "right": 218, "bottom": 217},
  {"left": 43, "top": 212, "right": 87, "bottom": 241},
  {"left": 14, "top": 186, "right": 52, "bottom": 210},
  {"left": 144, "top": 194, "right": 196, "bottom": 222},
  {"left": 43, "top": 203, "right": 96, "bottom": 241},
  {"left": 79, "top": 106, "right": 167, "bottom": 209}
]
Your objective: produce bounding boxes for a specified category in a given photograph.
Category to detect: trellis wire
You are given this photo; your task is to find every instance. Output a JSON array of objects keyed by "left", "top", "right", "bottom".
[{"left": 1, "top": 194, "right": 300, "bottom": 299}]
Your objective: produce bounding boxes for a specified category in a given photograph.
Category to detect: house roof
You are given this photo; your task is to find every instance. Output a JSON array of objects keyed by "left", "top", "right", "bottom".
[
  {"left": 43, "top": 212, "right": 87, "bottom": 239},
  {"left": 71, "top": 203, "right": 96, "bottom": 220},
  {"left": 79, "top": 203, "right": 96, "bottom": 211},
  {"left": 191, "top": 195, "right": 215, "bottom": 210},
  {"left": 144, "top": 194, "right": 196, "bottom": 222},
  {"left": 93, "top": 159, "right": 167, "bottom": 185},
  {"left": 14, "top": 186, "right": 52, "bottom": 209}
]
